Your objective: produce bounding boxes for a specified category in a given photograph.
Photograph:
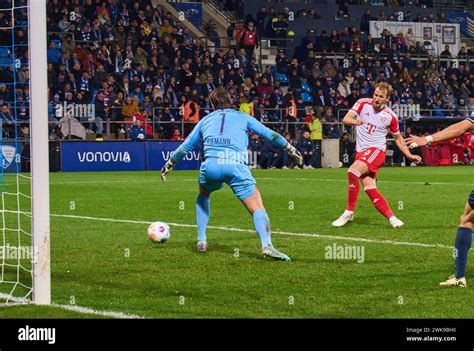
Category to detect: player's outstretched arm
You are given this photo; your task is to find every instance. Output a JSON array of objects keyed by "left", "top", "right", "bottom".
[
  {"left": 393, "top": 133, "right": 422, "bottom": 164},
  {"left": 246, "top": 114, "right": 303, "bottom": 165},
  {"left": 406, "top": 119, "right": 474, "bottom": 149},
  {"left": 343, "top": 110, "right": 364, "bottom": 126},
  {"left": 161, "top": 123, "right": 202, "bottom": 181}
]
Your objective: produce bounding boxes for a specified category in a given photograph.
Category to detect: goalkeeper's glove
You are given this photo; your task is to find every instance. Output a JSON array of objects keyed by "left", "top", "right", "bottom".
[
  {"left": 160, "top": 158, "right": 176, "bottom": 182},
  {"left": 284, "top": 142, "right": 303, "bottom": 166}
]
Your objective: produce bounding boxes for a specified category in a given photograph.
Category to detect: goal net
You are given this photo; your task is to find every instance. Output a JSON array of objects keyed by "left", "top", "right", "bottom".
[{"left": 0, "top": 0, "right": 50, "bottom": 305}]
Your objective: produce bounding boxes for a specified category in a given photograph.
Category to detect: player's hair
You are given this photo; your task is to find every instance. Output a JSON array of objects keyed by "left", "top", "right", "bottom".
[
  {"left": 374, "top": 82, "right": 393, "bottom": 98},
  {"left": 210, "top": 87, "right": 234, "bottom": 109}
]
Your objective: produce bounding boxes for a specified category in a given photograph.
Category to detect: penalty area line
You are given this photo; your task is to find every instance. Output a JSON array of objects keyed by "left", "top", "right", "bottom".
[{"left": 51, "top": 213, "right": 453, "bottom": 250}]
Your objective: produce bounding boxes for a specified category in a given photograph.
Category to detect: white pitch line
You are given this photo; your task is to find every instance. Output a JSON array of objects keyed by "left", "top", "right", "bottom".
[
  {"left": 1, "top": 176, "right": 472, "bottom": 187},
  {"left": 50, "top": 303, "right": 144, "bottom": 319},
  {"left": 0, "top": 293, "right": 144, "bottom": 318},
  {"left": 256, "top": 177, "right": 474, "bottom": 187},
  {"left": 51, "top": 213, "right": 453, "bottom": 250}
]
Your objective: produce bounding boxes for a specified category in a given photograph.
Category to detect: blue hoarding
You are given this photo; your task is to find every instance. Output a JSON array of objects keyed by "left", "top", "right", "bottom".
[
  {"left": 447, "top": 12, "right": 474, "bottom": 39},
  {"left": 169, "top": 2, "right": 203, "bottom": 27},
  {"left": 146, "top": 141, "right": 200, "bottom": 171},
  {"left": 61, "top": 141, "right": 147, "bottom": 172},
  {"left": 60, "top": 141, "right": 201, "bottom": 172}
]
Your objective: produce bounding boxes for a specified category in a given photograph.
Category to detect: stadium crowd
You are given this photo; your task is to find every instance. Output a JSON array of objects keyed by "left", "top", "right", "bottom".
[{"left": 0, "top": 0, "right": 473, "bottom": 168}]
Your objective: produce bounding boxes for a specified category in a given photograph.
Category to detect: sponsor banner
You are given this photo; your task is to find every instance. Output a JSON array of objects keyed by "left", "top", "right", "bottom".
[
  {"left": 446, "top": 11, "right": 474, "bottom": 39},
  {"left": 0, "top": 143, "right": 22, "bottom": 173},
  {"left": 60, "top": 141, "right": 201, "bottom": 172},
  {"left": 61, "top": 141, "right": 146, "bottom": 172},
  {"left": 146, "top": 141, "right": 200, "bottom": 171},
  {"left": 169, "top": 2, "right": 202, "bottom": 27}
]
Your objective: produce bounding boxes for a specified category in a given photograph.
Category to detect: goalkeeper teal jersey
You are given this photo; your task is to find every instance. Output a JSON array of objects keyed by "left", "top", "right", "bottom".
[{"left": 171, "top": 109, "right": 287, "bottom": 164}]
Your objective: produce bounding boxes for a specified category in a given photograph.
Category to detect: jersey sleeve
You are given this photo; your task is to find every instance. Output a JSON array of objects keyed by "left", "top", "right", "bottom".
[
  {"left": 349, "top": 99, "right": 363, "bottom": 116},
  {"left": 171, "top": 121, "right": 202, "bottom": 163},
  {"left": 388, "top": 115, "right": 400, "bottom": 135},
  {"left": 246, "top": 114, "right": 287, "bottom": 149}
]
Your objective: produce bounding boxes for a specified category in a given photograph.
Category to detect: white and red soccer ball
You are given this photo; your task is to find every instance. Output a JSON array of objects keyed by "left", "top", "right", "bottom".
[{"left": 147, "top": 221, "right": 170, "bottom": 243}]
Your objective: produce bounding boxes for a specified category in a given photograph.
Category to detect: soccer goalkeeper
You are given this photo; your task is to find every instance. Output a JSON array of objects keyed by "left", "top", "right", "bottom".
[
  {"left": 406, "top": 118, "right": 474, "bottom": 287},
  {"left": 161, "top": 87, "right": 303, "bottom": 261}
]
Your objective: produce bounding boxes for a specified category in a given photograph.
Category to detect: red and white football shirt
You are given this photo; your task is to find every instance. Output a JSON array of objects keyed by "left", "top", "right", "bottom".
[{"left": 350, "top": 98, "right": 400, "bottom": 152}]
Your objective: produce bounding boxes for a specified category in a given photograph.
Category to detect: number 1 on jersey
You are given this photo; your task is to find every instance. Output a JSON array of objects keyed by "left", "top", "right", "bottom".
[{"left": 219, "top": 113, "right": 226, "bottom": 135}]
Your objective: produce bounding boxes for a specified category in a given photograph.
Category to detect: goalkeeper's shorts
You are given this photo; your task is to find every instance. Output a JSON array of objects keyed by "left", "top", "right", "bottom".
[{"left": 198, "top": 159, "right": 256, "bottom": 201}]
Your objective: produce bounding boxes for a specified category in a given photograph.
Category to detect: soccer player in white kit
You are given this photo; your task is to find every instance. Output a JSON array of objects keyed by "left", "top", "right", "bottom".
[{"left": 332, "top": 82, "right": 422, "bottom": 228}]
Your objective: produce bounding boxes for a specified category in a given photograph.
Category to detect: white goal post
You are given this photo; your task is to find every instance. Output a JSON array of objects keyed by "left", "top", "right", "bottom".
[{"left": 29, "top": 0, "right": 50, "bottom": 305}]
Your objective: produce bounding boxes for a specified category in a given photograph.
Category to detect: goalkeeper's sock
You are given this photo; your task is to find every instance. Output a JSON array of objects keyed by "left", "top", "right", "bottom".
[
  {"left": 196, "top": 194, "right": 210, "bottom": 242},
  {"left": 346, "top": 169, "right": 361, "bottom": 212},
  {"left": 455, "top": 227, "right": 472, "bottom": 279},
  {"left": 364, "top": 186, "right": 394, "bottom": 219},
  {"left": 253, "top": 209, "right": 272, "bottom": 247}
]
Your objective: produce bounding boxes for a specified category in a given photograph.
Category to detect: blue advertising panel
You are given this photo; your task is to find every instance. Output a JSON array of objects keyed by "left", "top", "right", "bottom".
[
  {"left": 61, "top": 141, "right": 147, "bottom": 172},
  {"left": 0, "top": 142, "right": 22, "bottom": 173},
  {"left": 447, "top": 12, "right": 474, "bottom": 39},
  {"left": 170, "top": 2, "right": 203, "bottom": 27},
  {"left": 146, "top": 141, "right": 201, "bottom": 171},
  {"left": 60, "top": 141, "right": 201, "bottom": 172}
]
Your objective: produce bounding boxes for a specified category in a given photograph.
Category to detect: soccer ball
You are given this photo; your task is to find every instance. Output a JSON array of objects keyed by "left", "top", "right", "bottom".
[{"left": 147, "top": 221, "right": 170, "bottom": 243}]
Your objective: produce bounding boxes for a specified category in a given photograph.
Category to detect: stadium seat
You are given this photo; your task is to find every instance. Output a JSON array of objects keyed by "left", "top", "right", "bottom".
[
  {"left": 276, "top": 73, "right": 289, "bottom": 84},
  {"left": 0, "top": 48, "right": 10, "bottom": 57},
  {"left": 301, "top": 82, "right": 312, "bottom": 93},
  {"left": 0, "top": 57, "right": 11, "bottom": 66},
  {"left": 52, "top": 39, "right": 61, "bottom": 49},
  {"left": 300, "top": 92, "right": 313, "bottom": 103}
]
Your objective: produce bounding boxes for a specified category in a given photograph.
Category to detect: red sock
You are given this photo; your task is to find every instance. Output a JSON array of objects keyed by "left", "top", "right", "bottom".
[
  {"left": 364, "top": 186, "right": 394, "bottom": 219},
  {"left": 346, "top": 169, "right": 361, "bottom": 212}
]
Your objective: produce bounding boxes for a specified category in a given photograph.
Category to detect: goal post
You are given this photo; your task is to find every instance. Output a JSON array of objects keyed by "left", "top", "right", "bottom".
[
  {"left": 0, "top": 0, "right": 50, "bottom": 306},
  {"left": 29, "top": 0, "right": 50, "bottom": 305}
]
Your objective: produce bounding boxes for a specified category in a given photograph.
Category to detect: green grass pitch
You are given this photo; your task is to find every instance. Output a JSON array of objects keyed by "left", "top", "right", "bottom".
[{"left": 0, "top": 166, "right": 473, "bottom": 318}]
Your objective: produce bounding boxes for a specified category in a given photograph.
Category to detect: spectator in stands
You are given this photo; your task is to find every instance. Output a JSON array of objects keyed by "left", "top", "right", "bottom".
[
  {"left": 340, "top": 132, "right": 355, "bottom": 167},
  {"left": 272, "top": 13, "right": 288, "bottom": 48},
  {"left": 458, "top": 47, "right": 468, "bottom": 59},
  {"left": 170, "top": 128, "right": 184, "bottom": 141},
  {"left": 94, "top": 91, "right": 107, "bottom": 140},
  {"left": 248, "top": 133, "right": 263, "bottom": 168},
  {"left": 360, "top": 9, "right": 372, "bottom": 33},
  {"left": 130, "top": 119, "right": 146, "bottom": 141},
  {"left": 338, "top": 78, "right": 351, "bottom": 98},
  {"left": 259, "top": 138, "right": 280, "bottom": 169},
  {"left": 275, "top": 132, "right": 295, "bottom": 169},
  {"left": 284, "top": 92, "right": 298, "bottom": 139},
  {"left": 239, "top": 92, "right": 253, "bottom": 116},
  {"left": 308, "top": 111, "right": 323, "bottom": 146},
  {"left": 297, "top": 131, "right": 316, "bottom": 169},
  {"left": 1, "top": 103, "right": 15, "bottom": 138},
  {"left": 241, "top": 20, "right": 258, "bottom": 60},
  {"left": 256, "top": 7, "right": 268, "bottom": 35}
]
